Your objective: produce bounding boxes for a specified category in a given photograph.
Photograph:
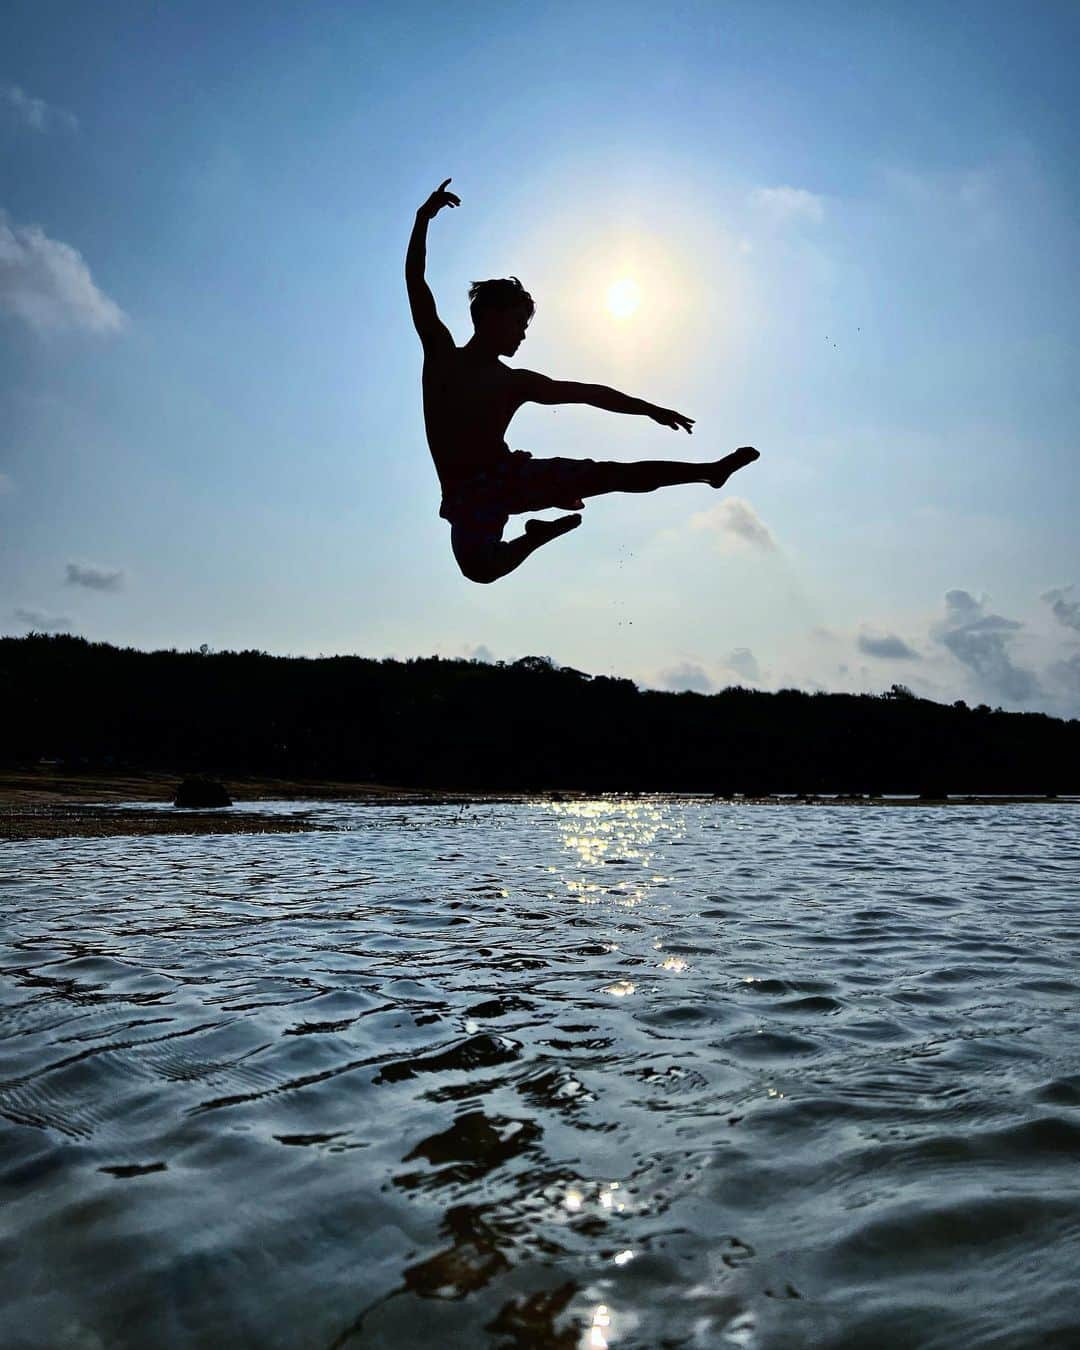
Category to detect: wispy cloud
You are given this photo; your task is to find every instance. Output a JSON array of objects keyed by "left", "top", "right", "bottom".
[
  {"left": 748, "top": 185, "right": 825, "bottom": 226},
  {"left": 14, "top": 606, "right": 71, "bottom": 631},
  {"left": 1, "top": 82, "right": 78, "bottom": 133},
  {"left": 0, "top": 211, "right": 125, "bottom": 334},
  {"left": 1047, "top": 651, "right": 1080, "bottom": 697},
  {"left": 1042, "top": 585, "right": 1080, "bottom": 634},
  {"left": 857, "top": 631, "right": 920, "bottom": 660},
  {"left": 879, "top": 162, "right": 1009, "bottom": 246},
  {"left": 1042, "top": 587, "right": 1080, "bottom": 710},
  {"left": 934, "top": 589, "right": 1038, "bottom": 703},
  {"left": 0, "top": 471, "right": 13, "bottom": 496},
  {"left": 726, "top": 647, "right": 761, "bottom": 682},
  {"left": 657, "top": 661, "right": 714, "bottom": 694},
  {"left": 690, "top": 497, "right": 777, "bottom": 554},
  {"left": 65, "top": 562, "right": 124, "bottom": 591}
]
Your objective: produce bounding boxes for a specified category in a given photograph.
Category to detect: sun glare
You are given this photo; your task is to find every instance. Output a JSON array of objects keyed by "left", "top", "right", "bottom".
[{"left": 605, "top": 278, "right": 641, "bottom": 320}]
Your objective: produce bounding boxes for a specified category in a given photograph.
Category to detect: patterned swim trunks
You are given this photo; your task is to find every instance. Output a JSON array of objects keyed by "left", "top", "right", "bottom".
[{"left": 439, "top": 452, "right": 599, "bottom": 534}]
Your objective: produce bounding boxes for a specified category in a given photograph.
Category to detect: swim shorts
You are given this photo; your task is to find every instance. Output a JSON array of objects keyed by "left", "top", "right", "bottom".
[{"left": 439, "top": 452, "right": 599, "bottom": 534}]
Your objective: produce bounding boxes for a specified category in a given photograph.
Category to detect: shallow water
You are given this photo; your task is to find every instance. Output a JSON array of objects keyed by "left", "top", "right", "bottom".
[{"left": 2, "top": 800, "right": 1080, "bottom": 1349}]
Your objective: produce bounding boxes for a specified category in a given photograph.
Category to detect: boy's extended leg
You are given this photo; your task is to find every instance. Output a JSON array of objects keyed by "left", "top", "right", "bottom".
[{"left": 574, "top": 446, "right": 759, "bottom": 499}]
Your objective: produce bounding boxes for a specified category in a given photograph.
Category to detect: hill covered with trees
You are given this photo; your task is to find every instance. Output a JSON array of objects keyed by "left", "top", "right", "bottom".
[{"left": 2, "top": 634, "right": 1076, "bottom": 795}]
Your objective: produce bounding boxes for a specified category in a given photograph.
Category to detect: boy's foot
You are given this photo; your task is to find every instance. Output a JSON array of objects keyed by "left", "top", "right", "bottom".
[
  {"left": 706, "top": 446, "right": 759, "bottom": 489},
  {"left": 525, "top": 513, "right": 582, "bottom": 543}
]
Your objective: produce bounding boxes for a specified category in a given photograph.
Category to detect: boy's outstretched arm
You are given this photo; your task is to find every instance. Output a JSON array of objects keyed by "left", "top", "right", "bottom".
[
  {"left": 516, "top": 369, "right": 695, "bottom": 433},
  {"left": 406, "top": 178, "right": 460, "bottom": 353}
]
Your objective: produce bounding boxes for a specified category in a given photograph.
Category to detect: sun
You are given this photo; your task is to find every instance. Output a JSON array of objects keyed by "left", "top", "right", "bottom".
[{"left": 605, "top": 277, "right": 641, "bottom": 320}]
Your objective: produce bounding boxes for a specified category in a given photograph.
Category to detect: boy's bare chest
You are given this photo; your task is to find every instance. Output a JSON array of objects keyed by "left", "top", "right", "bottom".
[{"left": 425, "top": 355, "right": 521, "bottom": 425}]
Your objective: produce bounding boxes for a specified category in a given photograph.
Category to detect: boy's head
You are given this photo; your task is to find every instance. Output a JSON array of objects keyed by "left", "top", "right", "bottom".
[{"left": 468, "top": 276, "right": 534, "bottom": 356}]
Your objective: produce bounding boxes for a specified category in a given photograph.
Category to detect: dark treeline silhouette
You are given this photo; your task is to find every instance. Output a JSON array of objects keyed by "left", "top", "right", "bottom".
[{"left": 2, "top": 634, "right": 1076, "bottom": 795}]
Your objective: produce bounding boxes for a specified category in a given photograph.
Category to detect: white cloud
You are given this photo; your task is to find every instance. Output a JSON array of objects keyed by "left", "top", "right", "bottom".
[
  {"left": 1042, "top": 585, "right": 1080, "bottom": 635},
  {"left": 878, "top": 162, "right": 1009, "bottom": 245},
  {"left": 857, "top": 630, "right": 920, "bottom": 660},
  {"left": 690, "top": 496, "right": 777, "bottom": 553},
  {"left": 1047, "top": 651, "right": 1080, "bottom": 697},
  {"left": 65, "top": 562, "right": 124, "bottom": 591},
  {"left": 1, "top": 82, "right": 78, "bottom": 133},
  {"left": 0, "top": 211, "right": 125, "bottom": 334},
  {"left": 656, "top": 649, "right": 763, "bottom": 692},
  {"left": 1041, "top": 587, "right": 1080, "bottom": 713},
  {"left": 14, "top": 606, "right": 70, "bottom": 632},
  {"left": 748, "top": 185, "right": 825, "bottom": 226},
  {"left": 725, "top": 647, "right": 761, "bottom": 683},
  {"left": 933, "top": 589, "right": 1038, "bottom": 704},
  {"left": 657, "top": 661, "right": 714, "bottom": 694}
]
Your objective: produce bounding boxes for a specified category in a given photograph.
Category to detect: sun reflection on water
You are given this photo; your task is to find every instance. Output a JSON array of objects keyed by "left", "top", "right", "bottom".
[
  {"left": 603, "top": 980, "right": 636, "bottom": 997},
  {"left": 551, "top": 800, "right": 677, "bottom": 913},
  {"left": 588, "top": 1303, "right": 611, "bottom": 1349}
]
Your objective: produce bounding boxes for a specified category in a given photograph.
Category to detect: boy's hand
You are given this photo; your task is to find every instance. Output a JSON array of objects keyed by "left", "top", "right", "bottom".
[
  {"left": 649, "top": 405, "right": 695, "bottom": 433},
  {"left": 418, "top": 178, "right": 460, "bottom": 220}
]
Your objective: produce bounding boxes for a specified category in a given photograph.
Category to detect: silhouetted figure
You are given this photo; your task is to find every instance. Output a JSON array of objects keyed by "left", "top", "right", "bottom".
[{"left": 406, "top": 179, "right": 759, "bottom": 583}]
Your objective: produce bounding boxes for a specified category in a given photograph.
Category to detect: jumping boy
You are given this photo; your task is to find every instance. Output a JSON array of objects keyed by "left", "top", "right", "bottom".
[{"left": 406, "top": 178, "right": 759, "bottom": 584}]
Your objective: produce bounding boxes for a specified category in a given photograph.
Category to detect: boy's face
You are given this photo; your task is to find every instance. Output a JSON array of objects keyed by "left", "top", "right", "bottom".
[{"left": 485, "top": 304, "right": 532, "bottom": 357}]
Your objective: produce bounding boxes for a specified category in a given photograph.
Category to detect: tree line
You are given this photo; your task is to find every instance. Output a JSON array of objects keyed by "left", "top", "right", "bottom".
[{"left": 2, "top": 633, "right": 1076, "bottom": 794}]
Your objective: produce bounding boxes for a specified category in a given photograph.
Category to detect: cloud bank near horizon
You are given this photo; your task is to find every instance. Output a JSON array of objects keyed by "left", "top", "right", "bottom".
[
  {"left": 934, "top": 589, "right": 1038, "bottom": 704},
  {"left": 13, "top": 606, "right": 71, "bottom": 631}
]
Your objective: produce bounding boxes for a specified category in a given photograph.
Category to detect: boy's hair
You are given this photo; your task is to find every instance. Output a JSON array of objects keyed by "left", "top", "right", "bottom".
[{"left": 468, "top": 276, "right": 535, "bottom": 324}]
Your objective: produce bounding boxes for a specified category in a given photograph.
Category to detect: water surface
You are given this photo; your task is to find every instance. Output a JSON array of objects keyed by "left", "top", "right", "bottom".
[{"left": 2, "top": 801, "right": 1079, "bottom": 1348}]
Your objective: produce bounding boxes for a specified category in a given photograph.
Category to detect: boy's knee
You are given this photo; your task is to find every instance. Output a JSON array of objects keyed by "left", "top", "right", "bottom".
[
  {"left": 454, "top": 542, "right": 503, "bottom": 584},
  {"left": 460, "top": 560, "right": 500, "bottom": 584}
]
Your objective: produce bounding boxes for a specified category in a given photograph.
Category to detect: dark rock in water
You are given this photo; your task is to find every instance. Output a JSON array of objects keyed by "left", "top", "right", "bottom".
[{"left": 174, "top": 777, "right": 232, "bottom": 808}]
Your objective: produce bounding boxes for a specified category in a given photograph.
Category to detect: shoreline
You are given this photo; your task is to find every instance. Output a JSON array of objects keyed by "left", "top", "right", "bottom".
[{"left": 1, "top": 769, "right": 1074, "bottom": 842}]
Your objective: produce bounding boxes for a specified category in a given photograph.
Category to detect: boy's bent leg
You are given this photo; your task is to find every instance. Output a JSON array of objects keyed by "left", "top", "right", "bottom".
[{"left": 451, "top": 515, "right": 581, "bottom": 584}]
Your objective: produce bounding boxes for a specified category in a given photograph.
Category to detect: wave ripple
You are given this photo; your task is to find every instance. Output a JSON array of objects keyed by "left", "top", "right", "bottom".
[{"left": 2, "top": 800, "right": 1080, "bottom": 1348}]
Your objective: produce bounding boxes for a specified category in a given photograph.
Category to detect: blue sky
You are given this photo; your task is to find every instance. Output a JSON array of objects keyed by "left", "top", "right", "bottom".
[{"left": 3, "top": 0, "right": 1078, "bottom": 713}]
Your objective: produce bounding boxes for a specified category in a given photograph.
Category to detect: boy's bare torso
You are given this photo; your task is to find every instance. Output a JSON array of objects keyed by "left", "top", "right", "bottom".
[{"left": 422, "top": 345, "right": 524, "bottom": 491}]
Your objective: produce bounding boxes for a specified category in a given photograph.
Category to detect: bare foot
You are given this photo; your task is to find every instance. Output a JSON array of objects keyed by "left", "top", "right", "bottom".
[
  {"left": 706, "top": 446, "right": 759, "bottom": 489},
  {"left": 525, "top": 513, "right": 582, "bottom": 543}
]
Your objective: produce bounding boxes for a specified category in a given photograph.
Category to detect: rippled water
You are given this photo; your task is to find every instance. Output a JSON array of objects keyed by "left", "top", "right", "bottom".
[{"left": 3, "top": 801, "right": 1080, "bottom": 1349}]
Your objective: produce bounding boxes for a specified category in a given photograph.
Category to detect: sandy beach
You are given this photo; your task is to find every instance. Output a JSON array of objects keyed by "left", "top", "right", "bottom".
[
  {"left": 1, "top": 767, "right": 1072, "bottom": 841},
  {"left": 0, "top": 769, "right": 486, "bottom": 841},
  {"left": 0, "top": 769, "right": 593, "bottom": 841}
]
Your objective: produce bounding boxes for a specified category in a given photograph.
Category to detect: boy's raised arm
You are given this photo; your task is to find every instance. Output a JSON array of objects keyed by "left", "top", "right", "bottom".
[{"left": 406, "top": 178, "right": 460, "bottom": 353}]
